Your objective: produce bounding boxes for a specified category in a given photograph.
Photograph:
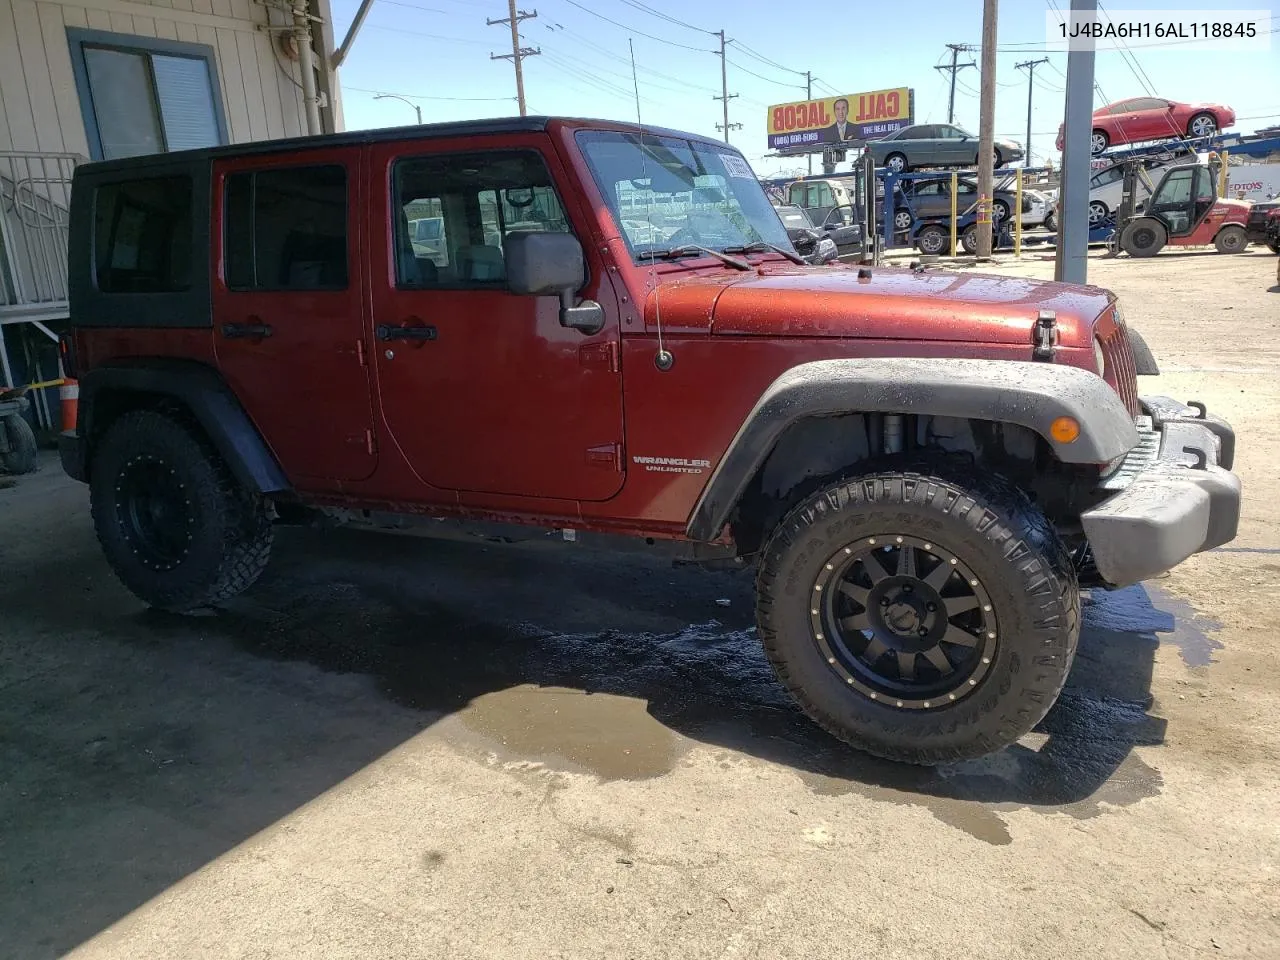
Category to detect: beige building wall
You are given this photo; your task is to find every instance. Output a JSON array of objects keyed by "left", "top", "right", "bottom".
[{"left": 0, "top": 0, "right": 341, "bottom": 156}]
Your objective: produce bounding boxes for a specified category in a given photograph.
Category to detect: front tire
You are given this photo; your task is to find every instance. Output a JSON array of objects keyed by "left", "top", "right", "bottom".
[
  {"left": 90, "top": 410, "right": 273, "bottom": 612},
  {"left": 1090, "top": 129, "right": 1110, "bottom": 155},
  {"left": 915, "top": 224, "right": 948, "bottom": 255},
  {"left": 1121, "top": 217, "right": 1167, "bottom": 257},
  {"left": 885, "top": 152, "right": 907, "bottom": 174},
  {"left": 755, "top": 461, "right": 1079, "bottom": 765}
]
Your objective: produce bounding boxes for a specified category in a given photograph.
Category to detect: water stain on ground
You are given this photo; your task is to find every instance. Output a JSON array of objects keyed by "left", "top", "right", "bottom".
[
  {"left": 453, "top": 685, "right": 687, "bottom": 781},
  {"left": 1088, "top": 584, "right": 1223, "bottom": 668}
]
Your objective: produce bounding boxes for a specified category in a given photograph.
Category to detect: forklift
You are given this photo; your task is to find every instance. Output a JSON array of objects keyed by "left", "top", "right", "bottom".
[{"left": 1114, "top": 154, "right": 1252, "bottom": 257}]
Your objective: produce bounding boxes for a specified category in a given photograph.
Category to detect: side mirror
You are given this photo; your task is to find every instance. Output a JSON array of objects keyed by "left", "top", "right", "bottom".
[{"left": 505, "top": 232, "right": 605, "bottom": 334}]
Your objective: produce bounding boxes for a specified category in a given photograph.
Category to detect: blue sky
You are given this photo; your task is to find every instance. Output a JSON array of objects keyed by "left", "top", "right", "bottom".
[{"left": 332, "top": 0, "right": 1280, "bottom": 177}]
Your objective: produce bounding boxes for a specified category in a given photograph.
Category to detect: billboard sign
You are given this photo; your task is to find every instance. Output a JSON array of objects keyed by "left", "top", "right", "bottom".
[{"left": 767, "top": 87, "right": 913, "bottom": 151}]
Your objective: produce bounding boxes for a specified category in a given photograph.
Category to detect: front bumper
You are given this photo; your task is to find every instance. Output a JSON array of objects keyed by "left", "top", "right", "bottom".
[{"left": 1080, "top": 396, "right": 1241, "bottom": 587}]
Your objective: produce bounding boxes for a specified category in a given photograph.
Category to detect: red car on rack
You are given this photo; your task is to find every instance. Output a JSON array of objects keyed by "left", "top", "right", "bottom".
[{"left": 1056, "top": 97, "right": 1236, "bottom": 156}]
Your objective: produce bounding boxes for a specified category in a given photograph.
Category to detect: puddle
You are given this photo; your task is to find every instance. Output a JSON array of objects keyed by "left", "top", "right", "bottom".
[
  {"left": 1088, "top": 584, "right": 1223, "bottom": 667},
  {"left": 454, "top": 685, "right": 687, "bottom": 781}
]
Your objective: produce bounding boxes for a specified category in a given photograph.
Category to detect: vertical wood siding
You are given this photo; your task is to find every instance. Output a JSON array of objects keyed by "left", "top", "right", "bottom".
[{"left": 0, "top": 0, "right": 311, "bottom": 155}]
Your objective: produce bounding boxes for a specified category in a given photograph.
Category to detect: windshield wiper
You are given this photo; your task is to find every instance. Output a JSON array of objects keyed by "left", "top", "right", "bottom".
[
  {"left": 725, "top": 241, "right": 806, "bottom": 266},
  {"left": 641, "top": 244, "right": 750, "bottom": 270}
]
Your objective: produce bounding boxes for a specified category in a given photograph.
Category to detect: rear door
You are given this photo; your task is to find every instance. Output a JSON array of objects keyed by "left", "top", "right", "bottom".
[
  {"left": 368, "top": 136, "right": 625, "bottom": 502},
  {"left": 212, "top": 149, "right": 376, "bottom": 482}
]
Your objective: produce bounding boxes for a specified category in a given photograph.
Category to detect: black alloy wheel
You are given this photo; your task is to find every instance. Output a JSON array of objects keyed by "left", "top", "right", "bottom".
[
  {"left": 114, "top": 453, "right": 195, "bottom": 573},
  {"left": 811, "top": 535, "right": 995, "bottom": 709}
]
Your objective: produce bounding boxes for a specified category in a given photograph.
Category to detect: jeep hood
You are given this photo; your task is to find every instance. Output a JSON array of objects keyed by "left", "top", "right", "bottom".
[{"left": 650, "top": 266, "right": 1108, "bottom": 344}]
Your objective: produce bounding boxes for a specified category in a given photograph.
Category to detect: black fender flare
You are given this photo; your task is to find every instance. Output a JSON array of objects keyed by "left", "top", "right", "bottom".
[
  {"left": 77, "top": 359, "right": 290, "bottom": 494},
  {"left": 686, "top": 358, "right": 1137, "bottom": 542}
]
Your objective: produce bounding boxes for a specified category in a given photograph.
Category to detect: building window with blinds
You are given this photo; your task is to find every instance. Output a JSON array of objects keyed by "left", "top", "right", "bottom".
[{"left": 66, "top": 29, "right": 229, "bottom": 161}]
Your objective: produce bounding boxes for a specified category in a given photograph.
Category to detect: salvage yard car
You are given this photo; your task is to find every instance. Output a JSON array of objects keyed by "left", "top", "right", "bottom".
[
  {"left": 60, "top": 117, "right": 1241, "bottom": 765},
  {"left": 869, "top": 123, "right": 1024, "bottom": 173},
  {"left": 1056, "top": 96, "right": 1236, "bottom": 155},
  {"left": 774, "top": 204, "right": 839, "bottom": 264}
]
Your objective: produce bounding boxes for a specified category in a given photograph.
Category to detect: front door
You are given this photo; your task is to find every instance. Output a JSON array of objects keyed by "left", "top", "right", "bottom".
[
  {"left": 212, "top": 150, "right": 376, "bottom": 482},
  {"left": 368, "top": 138, "right": 625, "bottom": 502}
]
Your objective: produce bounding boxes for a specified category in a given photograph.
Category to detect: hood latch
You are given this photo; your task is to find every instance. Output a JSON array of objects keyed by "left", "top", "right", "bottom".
[{"left": 1033, "top": 309, "right": 1058, "bottom": 361}]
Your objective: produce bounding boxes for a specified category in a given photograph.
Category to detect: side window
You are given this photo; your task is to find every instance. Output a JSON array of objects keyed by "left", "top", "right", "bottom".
[
  {"left": 393, "top": 150, "right": 570, "bottom": 288},
  {"left": 915, "top": 181, "right": 945, "bottom": 197},
  {"left": 94, "top": 176, "right": 192, "bottom": 293},
  {"left": 955, "top": 180, "right": 977, "bottom": 195},
  {"left": 815, "top": 183, "right": 835, "bottom": 207},
  {"left": 224, "top": 165, "right": 348, "bottom": 290},
  {"left": 1194, "top": 169, "right": 1215, "bottom": 202}
]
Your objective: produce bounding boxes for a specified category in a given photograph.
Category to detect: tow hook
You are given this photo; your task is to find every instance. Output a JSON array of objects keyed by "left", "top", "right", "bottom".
[
  {"left": 1187, "top": 400, "right": 1207, "bottom": 419},
  {"left": 1182, "top": 446, "right": 1208, "bottom": 470}
]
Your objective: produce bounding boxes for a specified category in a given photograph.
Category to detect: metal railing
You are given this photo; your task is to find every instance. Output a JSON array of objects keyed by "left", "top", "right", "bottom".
[{"left": 0, "top": 151, "right": 83, "bottom": 324}]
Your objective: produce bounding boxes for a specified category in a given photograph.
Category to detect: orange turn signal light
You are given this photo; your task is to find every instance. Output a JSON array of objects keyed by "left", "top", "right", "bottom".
[{"left": 1050, "top": 416, "right": 1081, "bottom": 443}]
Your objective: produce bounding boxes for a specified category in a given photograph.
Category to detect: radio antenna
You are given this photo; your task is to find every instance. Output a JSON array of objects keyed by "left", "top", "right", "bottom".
[{"left": 630, "top": 39, "right": 673, "bottom": 372}]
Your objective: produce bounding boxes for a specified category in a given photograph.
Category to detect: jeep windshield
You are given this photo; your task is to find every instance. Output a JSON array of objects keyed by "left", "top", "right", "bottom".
[{"left": 576, "top": 129, "right": 793, "bottom": 264}]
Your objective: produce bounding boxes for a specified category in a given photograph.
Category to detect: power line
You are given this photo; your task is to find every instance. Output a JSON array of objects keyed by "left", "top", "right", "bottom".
[
  {"left": 374, "top": 0, "right": 460, "bottom": 13},
  {"left": 365, "top": 24, "right": 490, "bottom": 45},
  {"left": 612, "top": 0, "right": 715, "bottom": 35},
  {"left": 724, "top": 37, "right": 807, "bottom": 76},
  {"left": 559, "top": 0, "right": 714, "bottom": 52},
  {"left": 540, "top": 23, "right": 718, "bottom": 92},
  {"left": 538, "top": 41, "right": 696, "bottom": 95},
  {"left": 724, "top": 55, "right": 807, "bottom": 88},
  {"left": 346, "top": 85, "right": 516, "bottom": 102}
]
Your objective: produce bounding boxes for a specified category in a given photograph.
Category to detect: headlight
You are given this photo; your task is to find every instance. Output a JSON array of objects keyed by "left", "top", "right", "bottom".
[
  {"left": 1093, "top": 337, "right": 1106, "bottom": 378},
  {"left": 817, "top": 237, "right": 837, "bottom": 257}
]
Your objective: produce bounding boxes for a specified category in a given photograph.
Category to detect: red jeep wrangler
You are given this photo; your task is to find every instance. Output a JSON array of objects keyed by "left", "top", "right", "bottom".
[{"left": 61, "top": 117, "right": 1241, "bottom": 764}]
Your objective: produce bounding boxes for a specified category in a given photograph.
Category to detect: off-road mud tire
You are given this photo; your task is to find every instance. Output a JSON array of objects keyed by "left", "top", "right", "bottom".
[
  {"left": 756, "top": 459, "right": 1079, "bottom": 765},
  {"left": 90, "top": 410, "right": 273, "bottom": 612}
]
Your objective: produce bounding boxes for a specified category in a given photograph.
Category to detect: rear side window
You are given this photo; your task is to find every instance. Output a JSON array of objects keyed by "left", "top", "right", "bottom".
[
  {"left": 224, "top": 164, "right": 348, "bottom": 290},
  {"left": 94, "top": 177, "right": 192, "bottom": 293}
]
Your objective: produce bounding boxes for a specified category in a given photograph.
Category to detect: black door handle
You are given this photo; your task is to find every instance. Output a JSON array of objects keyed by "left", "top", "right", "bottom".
[
  {"left": 377, "top": 323, "right": 437, "bottom": 341},
  {"left": 222, "top": 321, "right": 273, "bottom": 339}
]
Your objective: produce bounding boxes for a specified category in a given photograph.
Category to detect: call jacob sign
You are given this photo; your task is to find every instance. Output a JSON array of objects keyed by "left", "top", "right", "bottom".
[{"left": 767, "top": 88, "right": 914, "bottom": 150}]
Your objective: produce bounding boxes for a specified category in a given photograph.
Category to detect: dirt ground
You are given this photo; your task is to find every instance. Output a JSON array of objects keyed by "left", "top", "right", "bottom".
[{"left": 2, "top": 247, "right": 1278, "bottom": 960}]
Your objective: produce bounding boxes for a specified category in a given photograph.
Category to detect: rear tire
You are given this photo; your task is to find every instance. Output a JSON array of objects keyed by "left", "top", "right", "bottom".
[
  {"left": 961, "top": 224, "right": 979, "bottom": 255},
  {"left": 885, "top": 153, "right": 907, "bottom": 174},
  {"left": 0, "top": 413, "right": 38, "bottom": 474},
  {"left": 755, "top": 459, "right": 1079, "bottom": 765},
  {"left": 90, "top": 410, "right": 273, "bottom": 612},
  {"left": 1213, "top": 224, "right": 1248, "bottom": 254}
]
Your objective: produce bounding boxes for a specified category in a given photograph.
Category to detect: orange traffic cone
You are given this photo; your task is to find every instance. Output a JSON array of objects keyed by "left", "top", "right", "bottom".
[{"left": 60, "top": 377, "right": 78, "bottom": 433}]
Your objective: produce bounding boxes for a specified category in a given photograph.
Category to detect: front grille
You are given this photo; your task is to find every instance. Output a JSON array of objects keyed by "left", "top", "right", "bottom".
[
  {"left": 1099, "top": 311, "right": 1141, "bottom": 416},
  {"left": 1099, "top": 416, "right": 1159, "bottom": 490}
]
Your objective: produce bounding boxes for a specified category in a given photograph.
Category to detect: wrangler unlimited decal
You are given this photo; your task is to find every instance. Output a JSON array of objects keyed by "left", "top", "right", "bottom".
[{"left": 632, "top": 455, "right": 712, "bottom": 475}]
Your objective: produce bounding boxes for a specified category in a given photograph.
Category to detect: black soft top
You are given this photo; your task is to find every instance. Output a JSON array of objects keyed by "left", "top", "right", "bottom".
[{"left": 75, "top": 115, "right": 729, "bottom": 176}]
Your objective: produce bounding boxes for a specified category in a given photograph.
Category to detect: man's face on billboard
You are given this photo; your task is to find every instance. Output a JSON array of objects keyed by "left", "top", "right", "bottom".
[{"left": 834, "top": 99, "right": 849, "bottom": 124}]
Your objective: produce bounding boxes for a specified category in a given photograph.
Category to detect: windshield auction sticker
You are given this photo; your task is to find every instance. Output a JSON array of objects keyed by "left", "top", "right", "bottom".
[{"left": 1046, "top": 9, "right": 1272, "bottom": 52}]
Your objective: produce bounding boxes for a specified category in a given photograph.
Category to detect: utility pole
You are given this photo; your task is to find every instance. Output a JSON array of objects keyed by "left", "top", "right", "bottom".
[
  {"left": 976, "top": 0, "right": 998, "bottom": 257},
  {"left": 1056, "top": 0, "right": 1097, "bottom": 283},
  {"left": 806, "top": 71, "right": 813, "bottom": 175},
  {"left": 713, "top": 30, "right": 740, "bottom": 142},
  {"left": 488, "top": 1, "right": 539, "bottom": 116},
  {"left": 1015, "top": 57, "right": 1049, "bottom": 164},
  {"left": 934, "top": 43, "right": 976, "bottom": 124}
]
